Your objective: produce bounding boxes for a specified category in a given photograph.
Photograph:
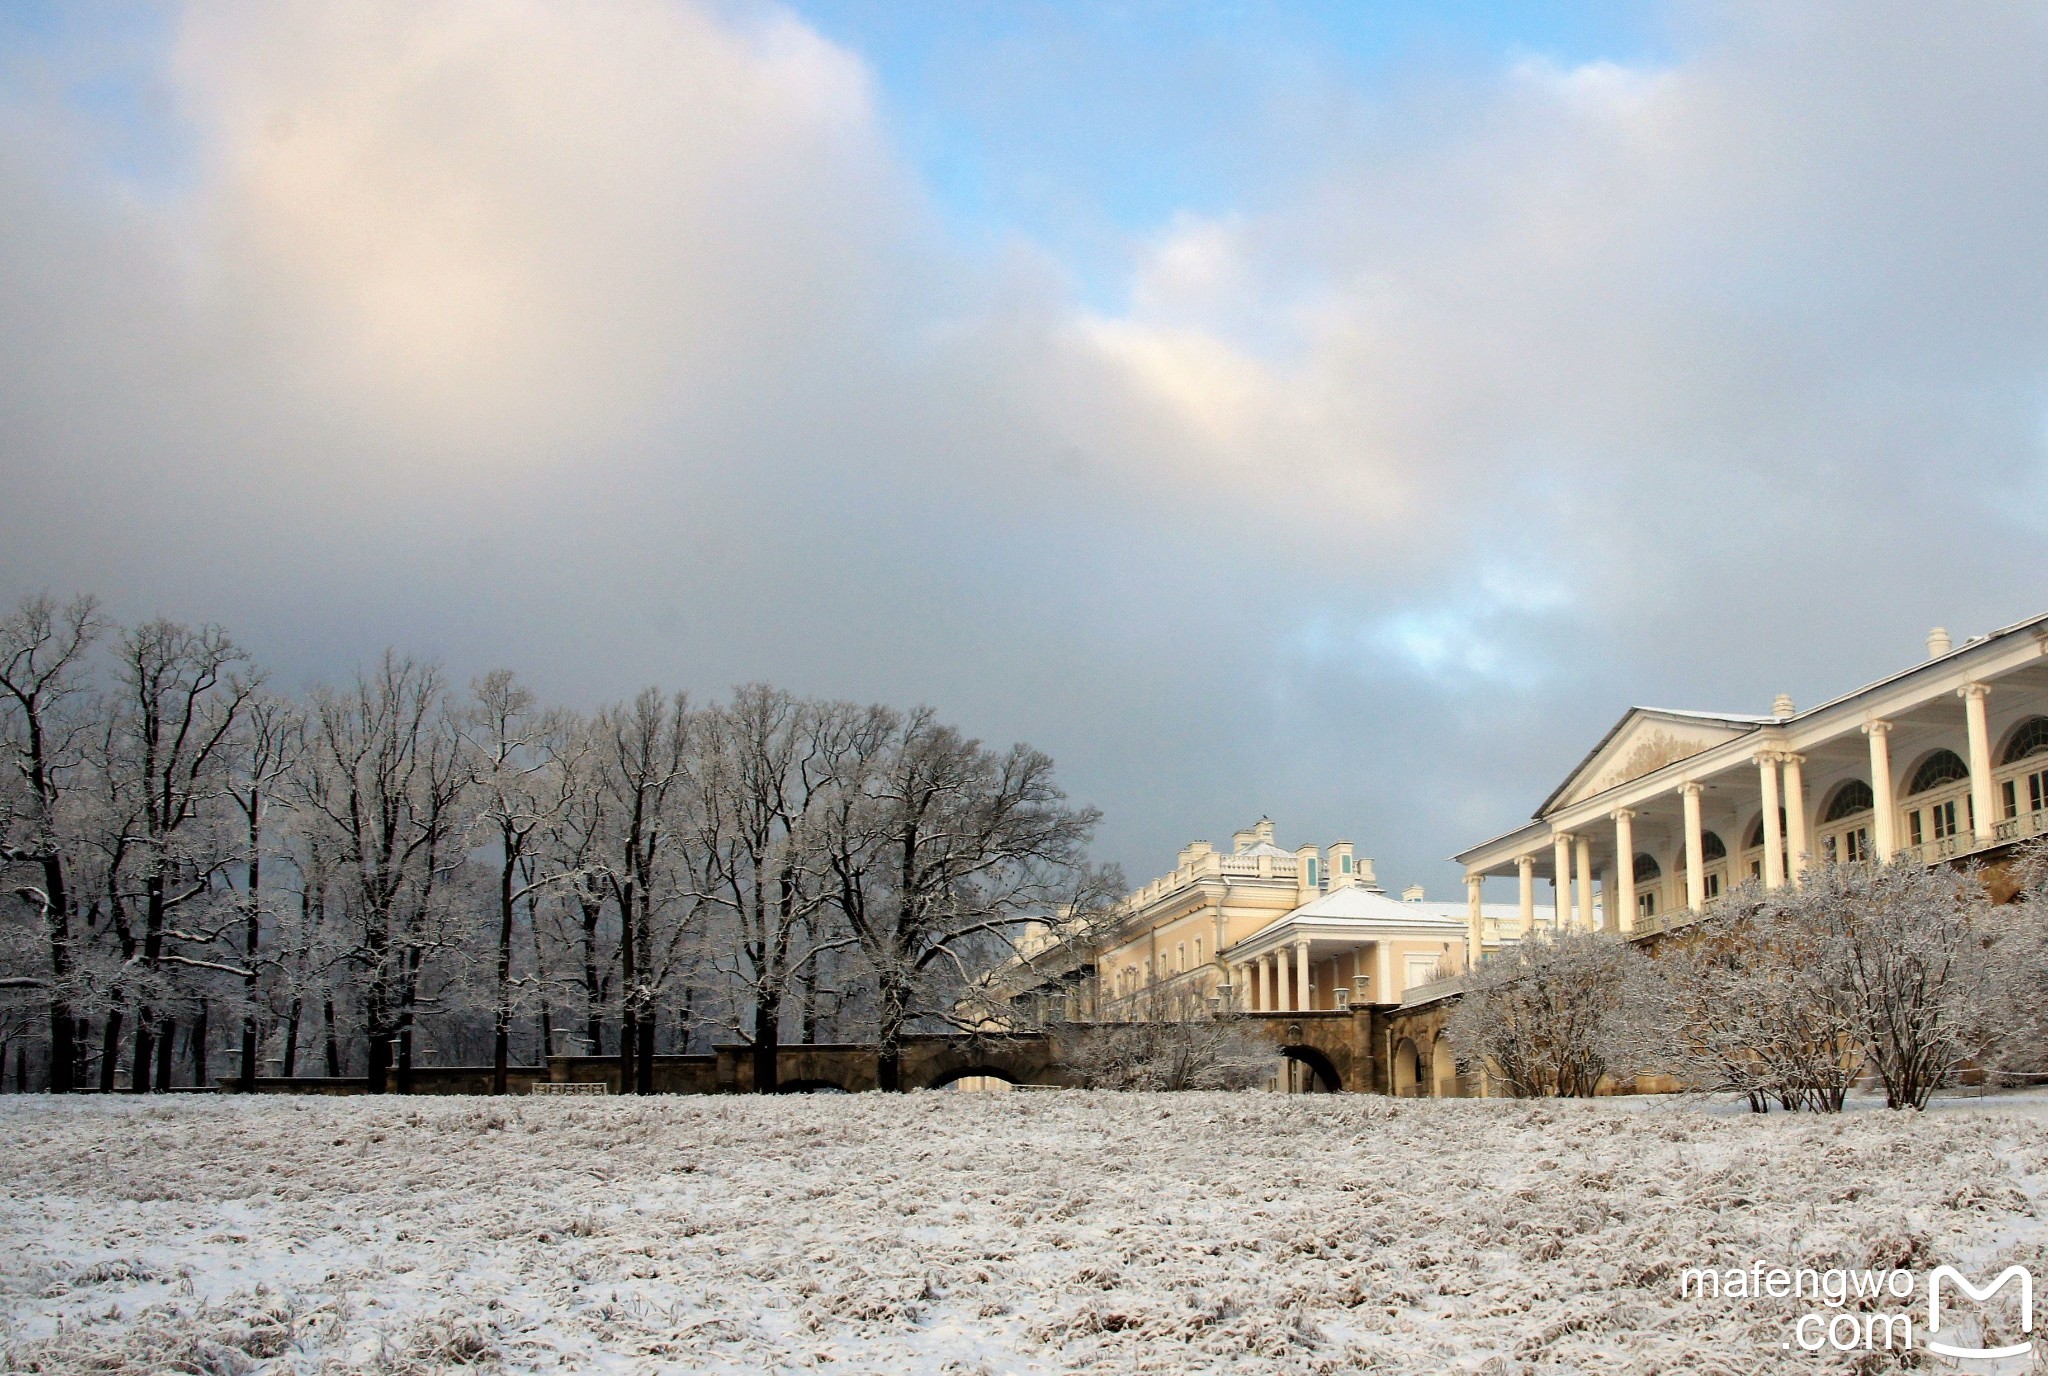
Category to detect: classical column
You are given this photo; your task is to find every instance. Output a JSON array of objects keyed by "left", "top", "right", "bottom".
[
  {"left": 1465, "top": 873, "right": 1486, "bottom": 967},
  {"left": 1516, "top": 855, "right": 1536, "bottom": 935},
  {"left": 1270, "top": 952, "right": 1286, "bottom": 1014},
  {"left": 1682, "top": 782, "right": 1706, "bottom": 912},
  {"left": 1552, "top": 833, "right": 1573, "bottom": 929},
  {"left": 1782, "top": 752, "right": 1808, "bottom": 881},
  {"left": 1574, "top": 834, "right": 1594, "bottom": 930},
  {"left": 1612, "top": 809, "right": 1636, "bottom": 934},
  {"left": 1865, "top": 720, "right": 1896, "bottom": 858},
  {"left": 1756, "top": 752, "right": 1785, "bottom": 889},
  {"left": 1295, "top": 942, "right": 1312, "bottom": 1012},
  {"left": 1962, "top": 683, "right": 1996, "bottom": 843}
]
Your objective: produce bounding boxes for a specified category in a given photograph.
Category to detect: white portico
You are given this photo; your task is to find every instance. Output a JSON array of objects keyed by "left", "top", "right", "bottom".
[{"left": 1455, "top": 616, "right": 2048, "bottom": 932}]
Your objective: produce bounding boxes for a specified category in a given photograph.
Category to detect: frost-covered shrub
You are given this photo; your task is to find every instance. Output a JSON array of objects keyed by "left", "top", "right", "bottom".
[
  {"left": 1444, "top": 930, "right": 1639, "bottom": 1097},
  {"left": 1618, "top": 882, "right": 1861, "bottom": 1112}
]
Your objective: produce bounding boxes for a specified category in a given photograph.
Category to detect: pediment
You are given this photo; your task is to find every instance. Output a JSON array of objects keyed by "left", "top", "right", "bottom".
[{"left": 1541, "top": 710, "right": 1760, "bottom": 815}]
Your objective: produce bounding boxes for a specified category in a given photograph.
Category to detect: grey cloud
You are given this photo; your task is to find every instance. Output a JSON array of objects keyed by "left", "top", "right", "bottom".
[{"left": 1, "top": 1, "right": 2045, "bottom": 897}]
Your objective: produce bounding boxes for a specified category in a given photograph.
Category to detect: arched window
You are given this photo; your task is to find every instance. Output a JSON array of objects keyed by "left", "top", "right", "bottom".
[
  {"left": 1823, "top": 780, "right": 1875, "bottom": 822},
  {"left": 1633, "top": 853, "right": 1661, "bottom": 880},
  {"left": 1908, "top": 749, "right": 1969, "bottom": 795},
  {"left": 2003, "top": 717, "right": 2048, "bottom": 766},
  {"left": 1701, "top": 831, "right": 1727, "bottom": 862},
  {"left": 1745, "top": 812, "right": 1787, "bottom": 850}
]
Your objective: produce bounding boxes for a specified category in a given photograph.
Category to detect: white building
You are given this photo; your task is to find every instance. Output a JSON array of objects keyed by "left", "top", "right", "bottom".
[{"left": 1453, "top": 615, "right": 2048, "bottom": 948}]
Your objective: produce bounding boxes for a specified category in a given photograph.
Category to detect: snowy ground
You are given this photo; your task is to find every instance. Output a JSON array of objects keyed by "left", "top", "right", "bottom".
[{"left": 5, "top": 1090, "right": 2048, "bottom": 1374}]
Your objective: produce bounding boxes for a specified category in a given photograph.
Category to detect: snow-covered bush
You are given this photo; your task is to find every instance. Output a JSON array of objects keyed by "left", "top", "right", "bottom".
[
  {"left": 1444, "top": 930, "right": 1640, "bottom": 1097},
  {"left": 1618, "top": 882, "right": 1860, "bottom": 1111}
]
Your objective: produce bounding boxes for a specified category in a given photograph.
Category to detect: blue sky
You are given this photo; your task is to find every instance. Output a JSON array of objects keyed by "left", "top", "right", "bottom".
[{"left": 785, "top": 1, "right": 1670, "bottom": 305}]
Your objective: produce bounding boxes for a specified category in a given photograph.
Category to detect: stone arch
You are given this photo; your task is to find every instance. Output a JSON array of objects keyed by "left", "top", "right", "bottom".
[
  {"left": 918, "top": 1063, "right": 1025, "bottom": 1091},
  {"left": 1280, "top": 1044, "right": 1343, "bottom": 1093},
  {"left": 1392, "top": 1037, "right": 1422, "bottom": 1097},
  {"left": 1430, "top": 1035, "right": 1461, "bottom": 1098}
]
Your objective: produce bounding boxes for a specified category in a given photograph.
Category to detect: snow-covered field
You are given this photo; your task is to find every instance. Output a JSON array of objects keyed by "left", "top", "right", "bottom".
[{"left": 5, "top": 1091, "right": 2048, "bottom": 1374}]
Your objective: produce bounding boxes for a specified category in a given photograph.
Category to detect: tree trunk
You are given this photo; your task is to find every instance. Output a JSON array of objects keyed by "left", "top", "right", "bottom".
[
  {"left": 875, "top": 971, "right": 909, "bottom": 1092},
  {"left": 133, "top": 1012, "right": 156, "bottom": 1093},
  {"left": 323, "top": 999, "right": 341, "bottom": 1077},
  {"left": 492, "top": 844, "right": 516, "bottom": 1095},
  {"left": 14, "top": 1044, "right": 25, "bottom": 1093},
  {"left": 282, "top": 996, "right": 301, "bottom": 1077},
  {"left": 636, "top": 1010, "right": 655, "bottom": 1094},
  {"left": 99, "top": 1008, "right": 123, "bottom": 1092},
  {"left": 241, "top": 826, "right": 262, "bottom": 1091},
  {"left": 191, "top": 999, "right": 209, "bottom": 1088},
  {"left": 752, "top": 993, "right": 781, "bottom": 1093},
  {"left": 154, "top": 1016, "right": 175, "bottom": 1090}
]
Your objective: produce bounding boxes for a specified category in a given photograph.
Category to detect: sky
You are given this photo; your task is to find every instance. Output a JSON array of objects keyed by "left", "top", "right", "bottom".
[{"left": 1, "top": 1, "right": 2045, "bottom": 898}]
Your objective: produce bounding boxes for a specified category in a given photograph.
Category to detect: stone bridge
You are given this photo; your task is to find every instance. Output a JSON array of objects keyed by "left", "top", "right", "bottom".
[{"left": 542, "top": 1032, "right": 1080, "bottom": 1094}]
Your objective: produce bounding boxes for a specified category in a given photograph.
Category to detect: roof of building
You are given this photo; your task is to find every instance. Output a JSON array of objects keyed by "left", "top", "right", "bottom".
[{"left": 1224, "top": 885, "right": 1558, "bottom": 956}]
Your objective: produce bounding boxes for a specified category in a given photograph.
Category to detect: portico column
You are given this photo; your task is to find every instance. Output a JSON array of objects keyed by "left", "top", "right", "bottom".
[
  {"left": 1270, "top": 952, "right": 1285, "bottom": 1014},
  {"left": 1782, "top": 753, "right": 1808, "bottom": 881},
  {"left": 1865, "top": 720, "right": 1896, "bottom": 859},
  {"left": 1574, "top": 834, "right": 1594, "bottom": 930},
  {"left": 1295, "top": 942, "right": 1312, "bottom": 1012},
  {"left": 1612, "top": 809, "right": 1636, "bottom": 934},
  {"left": 1552, "top": 833, "right": 1573, "bottom": 929},
  {"left": 1756, "top": 752, "right": 1784, "bottom": 889},
  {"left": 1516, "top": 855, "right": 1536, "bottom": 935},
  {"left": 1682, "top": 782, "right": 1706, "bottom": 912},
  {"left": 1465, "top": 873, "right": 1485, "bottom": 967},
  {"left": 1962, "top": 683, "right": 1996, "bottom": 843}
]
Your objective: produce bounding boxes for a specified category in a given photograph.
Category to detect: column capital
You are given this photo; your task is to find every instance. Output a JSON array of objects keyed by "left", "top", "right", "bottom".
[
  {"left": 1610, "top": 806, "right": 1637, "bottom": 822},
  {"left": 1959, "top": 681, "right": 1992, "bottom": 702},
  {"left": 1753, "top": 749, "right": 1779, "bottom": 767},
  {"left": 1552, "top": 830, "right": 1575, "bottom": 844},
  {"left": 1515, "top": 853, "right": 1536, "bottom": 868},
  {"left": 1464, "top": 873, "right": 1485, "bottom": 891},
  {"left": 1679, "top": 780, "right": 1704, "bottom": 798},
  {"left": 1862, "top": 718, "right": 1893, "bottom": 737},
  {"left": 1779, "top": 751, "right": 1805, "bottom": 766}
]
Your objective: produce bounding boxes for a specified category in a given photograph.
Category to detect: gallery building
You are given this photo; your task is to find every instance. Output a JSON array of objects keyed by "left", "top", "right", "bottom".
[
  {"left": 1452, "top": 614, "right": 2048, "bottom": 941},
  {"left": 991, "top": 818, "right": 1556, "bottom": 1023}
]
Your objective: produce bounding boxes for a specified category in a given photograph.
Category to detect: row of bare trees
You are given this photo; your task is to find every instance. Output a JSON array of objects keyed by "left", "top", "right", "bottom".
[
  {"left": 0, "top": 594, "right": 1118, "bottom": 1093},
  {"left": 1445, "top": 849, "right": 2048, "bottom": 1109}
]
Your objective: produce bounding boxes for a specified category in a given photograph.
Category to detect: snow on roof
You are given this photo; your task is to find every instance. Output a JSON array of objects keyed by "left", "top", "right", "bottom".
[{"left": 1232, "top": 840, "right": 1295, "bottom": 859}]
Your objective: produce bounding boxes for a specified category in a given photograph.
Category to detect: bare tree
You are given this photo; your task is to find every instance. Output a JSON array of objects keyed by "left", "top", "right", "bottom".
[
  {"left": 1446, "top": 930, "right": 1640, "bottom": 1098},
  {"left": 817, "top": 705, "right": 1116, "bottom": 1090},
  {"left": 99, "top": 620, "right": 256, "bottom": 1089},
  {"left": 223, "top": 692, "right": 304, "bottom": 1090},
  {"left": 594, "top": 689, "right": 696, "bottom": 1094},
  {"left": 299, "top": 655, "right": 471, "bottom": 1093},
  {"left": 0, "top": 594, "right": 105, "bottom": 1090},
  {"left": 685, "top": 686, "right": 835, "bottom": 1094},
  {"left": 464, "top": 671, "right": 574, "bottom": 1094}
]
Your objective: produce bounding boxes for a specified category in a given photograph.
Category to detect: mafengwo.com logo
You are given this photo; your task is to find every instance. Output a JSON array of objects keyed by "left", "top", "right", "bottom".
[{"left": 1679, "top": 1261, "right": 2034, "bottom": 1359}]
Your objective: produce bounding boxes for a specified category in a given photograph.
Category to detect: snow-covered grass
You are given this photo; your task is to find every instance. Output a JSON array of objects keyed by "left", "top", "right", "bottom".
[{"left": 4, "top": 1090, "right": 2048, "bottom": 1374}]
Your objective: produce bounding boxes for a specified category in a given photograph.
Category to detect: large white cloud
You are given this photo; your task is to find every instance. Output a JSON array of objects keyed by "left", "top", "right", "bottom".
[{"left": 1, "top": 1, "right": 2045, "bottom": 889}]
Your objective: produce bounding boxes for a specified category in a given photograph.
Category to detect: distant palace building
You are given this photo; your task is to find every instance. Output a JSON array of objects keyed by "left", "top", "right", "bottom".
[
  {"left": 991, "top": 818, "right": 1554, "bottom": 1023},
  {"left": 1453, "top": 615, "right": 2048, "bottom": 940}
]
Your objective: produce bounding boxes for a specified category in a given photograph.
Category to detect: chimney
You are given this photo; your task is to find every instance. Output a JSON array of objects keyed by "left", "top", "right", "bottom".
[
  {"left": 1231, "top": 828, "right": 1256, "bottom": 854},
  {"left": 1326, "top": 841, "right": 1356, "bottom": 888},
  {"left": 1927, "top": 626, "right": 1952, "bottom": 658},
  {"left": 1295, "top": 844, "right": 1322, "bottom": 902},
  {"left": 1402, "top": 884, "right": 1426, "bottom": 903},
  {"left": 1253, "top": 818, "right": 1276, "bottom": 846},
  {"left": 1354, "top": 856, "right": 1382, "bottom": 892},
  {"left": 1772, "top": 693, "right": 1795, "bottom": 720}
]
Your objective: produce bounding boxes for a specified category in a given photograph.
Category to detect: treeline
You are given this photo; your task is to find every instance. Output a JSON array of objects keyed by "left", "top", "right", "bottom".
[
  {"left": 0, "top": 595, "right": 1119, "bottom": 1094},
  {"left": 1446, "top": 853, "right": 2048, "bottom": 1109}
]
